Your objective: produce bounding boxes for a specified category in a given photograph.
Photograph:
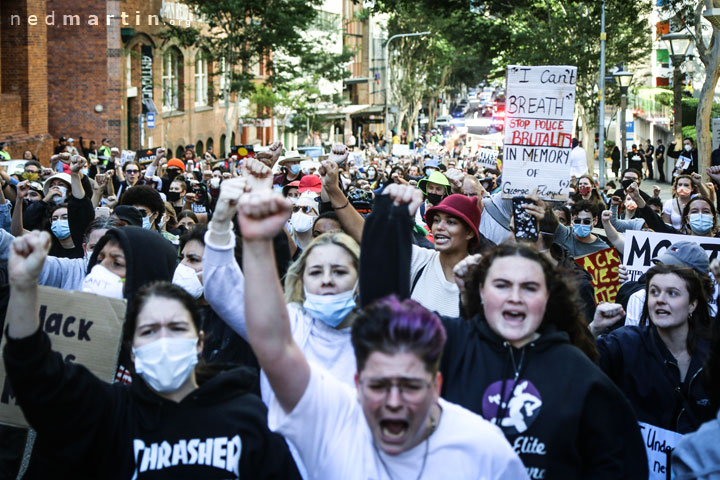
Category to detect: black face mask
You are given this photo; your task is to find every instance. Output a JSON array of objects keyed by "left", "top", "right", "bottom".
[
  {"left": 621, "top": 179, "right": 635, "bottom": 190},
  {"left": 167, "top": 191, "right": 181, "bottom": 202},
  {"left": 427, "top": 192, "right": 444, "bottom": 206},
  {"left": 167, "top": 169, "right": 180, "bottom": 182}
]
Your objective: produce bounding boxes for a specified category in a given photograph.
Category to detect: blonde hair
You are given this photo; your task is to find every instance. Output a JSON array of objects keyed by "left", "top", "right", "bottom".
[{"left": 284, "top": 232, "right": 360, "bottom": 304}]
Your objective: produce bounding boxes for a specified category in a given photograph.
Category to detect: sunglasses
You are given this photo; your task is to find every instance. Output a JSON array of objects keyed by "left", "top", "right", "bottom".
[
  {"left": 292, "top": 205, "right": 314, "bottom": 214},
  {"left": 125, "top": 169, "right": 139, "bottom": 174},
  {"left": 572, "top": 218, "right": 593, "bottom": 225}
]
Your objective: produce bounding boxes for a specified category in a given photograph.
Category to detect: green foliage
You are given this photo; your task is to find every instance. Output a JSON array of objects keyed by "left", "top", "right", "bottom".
[
  {"left": 159, "top": 0, "right": 351, "bottom": 103},
  {"left": 682, "top": 125, "right": 697, "bottom": 142},
  {"left": 680, "top": 97, "right": 720, "bottom": 126}
]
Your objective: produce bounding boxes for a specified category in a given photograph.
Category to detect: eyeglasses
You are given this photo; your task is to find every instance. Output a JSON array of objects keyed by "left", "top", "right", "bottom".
[
  {"left": 125, "top": 169, "right": 139, "bottom": 174},
  {"left": 359, "top": 377, "right": 433, "bottom": 403},
  {"left": 292, "top": 205, "right": 314, "bottom": 214},
  {"left": 572, "top": 218, "right": 593, "bottom": 225}
]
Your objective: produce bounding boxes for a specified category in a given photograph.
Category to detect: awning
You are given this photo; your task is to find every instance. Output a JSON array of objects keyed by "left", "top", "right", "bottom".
[
  {"left": 342, "top": 104, "right": 370, "bottom": 115},
  {"left": 344, "top": 77, "right": 369, "bottom": 85}
]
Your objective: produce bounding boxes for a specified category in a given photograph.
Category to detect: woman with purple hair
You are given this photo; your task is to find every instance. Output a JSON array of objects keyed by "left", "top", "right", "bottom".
[{"left": 237, "top": 190, "right": 526, "bottom": 479}]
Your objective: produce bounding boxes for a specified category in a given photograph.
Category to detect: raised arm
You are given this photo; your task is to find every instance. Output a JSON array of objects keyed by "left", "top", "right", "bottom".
[
  {"left": 7, "top": 231, "right": 51, "bottom": 338},
  {"left": 239, "top": 191, "right": 310, "bottom": 413},
  {"left": 600, "top": 210, "right": 625, "bottom": 254},
  {"left": 69, "top": 156, "right": 87, "bottom": 200},
  {"left": 11, "top": 181, "right": 29, "bottom": 237},
  {"left": 319, "top": 146, "right": 365, "bottom": 244}
]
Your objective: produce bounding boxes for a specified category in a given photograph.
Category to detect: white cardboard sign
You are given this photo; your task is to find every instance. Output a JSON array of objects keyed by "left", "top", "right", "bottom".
[
  {"left": 502, "top": 65, "right": 577, "bottom": 200},
  {"left": 476, "top": 148, "right": 500, "bottom": 168},
  {"left": 622, "top": 230, "right": 720, "bottom": 282},
  {"left": 638, "top": 422, "right": 683, "bottom": 480}
]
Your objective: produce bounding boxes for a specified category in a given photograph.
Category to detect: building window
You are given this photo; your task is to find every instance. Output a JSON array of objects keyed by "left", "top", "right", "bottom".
[
  {"left": 195, "top": 52, "right": 208, "bottom": 107},
  {"left": 218, "top": 57, "right": 230, "bottom": 100},
  {"left": 162, "top": 49, "right": 180, "bottom": 111}
]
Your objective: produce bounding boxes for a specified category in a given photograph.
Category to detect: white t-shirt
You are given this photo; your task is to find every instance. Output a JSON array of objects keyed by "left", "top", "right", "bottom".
[
  {"left": 662, "top": 198, "right": 685, "bottom": 231},
  {"left": 269, "top": 366, "right": 528, "bottom": 480},
  {"left": 410, "top": 245, "right": 460, "bottom": 317},
  {"left": 569, "top": 146, "right": 588, "bottom": 177}
]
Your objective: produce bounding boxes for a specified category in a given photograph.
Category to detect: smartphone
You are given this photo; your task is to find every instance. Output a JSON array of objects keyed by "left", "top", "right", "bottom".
[
  {"left": 512, "top": 197, "right": 538, "bottom": 242},
  {"left": 95, "top": 206, "right": 111, "bottom": 218}
]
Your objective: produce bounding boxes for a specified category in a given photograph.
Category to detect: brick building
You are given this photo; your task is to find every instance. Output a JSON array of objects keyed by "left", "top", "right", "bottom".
[
  {"left": 1, "top": 0, "right": 271, "bottom": 162},
  {"left": 0, "top": 0, "right": 54, "bottom": 160}
]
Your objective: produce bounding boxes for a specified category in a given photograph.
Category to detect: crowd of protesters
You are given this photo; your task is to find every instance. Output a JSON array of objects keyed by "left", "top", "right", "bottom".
[{"left": 0, "top": 132, "right": 718, "bottom": 480}]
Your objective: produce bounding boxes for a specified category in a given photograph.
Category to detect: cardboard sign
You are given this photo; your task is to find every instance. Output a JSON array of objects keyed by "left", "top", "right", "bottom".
[
  {"left": 712, "top": 118, "right": 720, "bottom": 152},
  {"left": 476, "top": 148, "right": 500, "bottom": 168},
  {"left": 638, "top": 422, "right": 683, "bottom": 480},
  {"left": 393, "top": 144, "right": 412, "bottom": 157},
  {"left": 574, "top": 248, "right": 621, "bottom": 304},
  {"left": 622, "top": 230, "right": 720, "bottom": 282},
  {"left": 135, "top": 147, "right": 159, "bottom": 166},
  {"left": 502, "top": 65, "right": 577, "bottom": 200},
  {"left": 120, "top": 150, "right": 136, "bottom": 167},
  {"left": 0, "top": 287, "right": 126, "bottom": 428}
]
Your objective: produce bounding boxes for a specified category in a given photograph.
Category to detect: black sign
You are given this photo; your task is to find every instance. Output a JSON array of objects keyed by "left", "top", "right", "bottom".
[
  {"left": 141, "top": 45, "right": 153, "bottom": 113},
  {"left": 135, "top": 147, "right": 159, "bottom": 166}
]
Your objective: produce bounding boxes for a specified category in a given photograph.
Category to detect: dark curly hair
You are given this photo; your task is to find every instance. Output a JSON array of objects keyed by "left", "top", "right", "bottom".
[
  {"left": 119, "top": 185, "right": 165, "bottom": 226},
  {"left": 464, "top": 243, "right": 598, "bottom": 362}
]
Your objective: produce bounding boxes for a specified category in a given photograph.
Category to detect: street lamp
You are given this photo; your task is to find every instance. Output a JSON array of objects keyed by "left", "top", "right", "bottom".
[
  {"left": 662, "top": 32, "right": 692, "bottom": 144},
  {"left": 384, "top": 31, "right": 430, "bottom": 150},
  {"left": 614, "top": 70, "right": 633, "bottom": 165}
]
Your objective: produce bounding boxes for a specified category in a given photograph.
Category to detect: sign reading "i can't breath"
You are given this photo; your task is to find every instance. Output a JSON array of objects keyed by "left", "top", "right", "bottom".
[{"left": 502, "top": 65, "right": 577, "bottom": 200}]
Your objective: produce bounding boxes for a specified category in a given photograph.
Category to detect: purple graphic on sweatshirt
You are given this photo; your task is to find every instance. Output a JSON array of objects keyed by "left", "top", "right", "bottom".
[{"left": 481, "top": 379, "right": 542, "bottom": 434}]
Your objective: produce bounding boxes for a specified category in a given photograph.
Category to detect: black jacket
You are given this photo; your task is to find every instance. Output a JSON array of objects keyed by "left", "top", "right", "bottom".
[
  {"left": 49, "top": 194, "right": 95, "bottom": 259},
  {"left": 3, "top": 329, "right": 300, "bottom": 479},
  {"left": 667, "top": 143, "right": 699, "bottom": 175},
  {"left": 440, "top": 316, "right": 647, "bottom": 479},
  {"left": 596, "top": 325, "right": 713, "bottom": 434}
]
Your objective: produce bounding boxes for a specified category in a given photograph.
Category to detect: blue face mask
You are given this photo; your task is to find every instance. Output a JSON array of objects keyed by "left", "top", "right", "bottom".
[
  {"left": 573, "top": 223, "right": 591, "bottom": 238},
  {"left": 689, "top": 213, "right": 714, "bottom": 234},
  {"left": 289, "top": 164, "right": 301, "bottom": 175},
  {"left": 303, "top": 287, "right": 356, "bottom": 327},
  {"left": 51, "top": 219, "right": 71, "bottom": 239},
  {"left": 142, "top": 216, "right": 152, "bottom": 230}
]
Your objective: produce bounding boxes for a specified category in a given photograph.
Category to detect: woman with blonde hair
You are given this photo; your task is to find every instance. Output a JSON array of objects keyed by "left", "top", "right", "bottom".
[{"left": 203, "top": 178, "right": 361, "bottom": 394}]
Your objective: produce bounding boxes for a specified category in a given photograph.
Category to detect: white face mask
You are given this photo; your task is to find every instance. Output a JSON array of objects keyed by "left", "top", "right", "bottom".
[
  {"left": 83, "top": 249, "right": 93, "bottom": 265},
  {"left": 210, "top": 177, "right": 221, "bottom": 189},
  {"left": 133, "top": 337, "right": 199, "bottom": 393},
  {"left": 172, "top": 263, "right": 204, "bottom": 299},
  {"left": 81, "top": 264, "right": 125, "bottom": 299},
  {"left": 53, "top": 185, "right": 68, "bottom": 204},
  {"left": 291, "top": 212, "right": 314, "bottom": 233},
  {"left": 684, "top": 144, "right": 692, "bottom": 152}
]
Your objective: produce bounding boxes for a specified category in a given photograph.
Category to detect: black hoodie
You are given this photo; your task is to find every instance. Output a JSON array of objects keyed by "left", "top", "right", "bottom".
[
  {"left": 440, "top": 316, "right": 648, "bottom": 479},
  {"left": 88, "top": 226, "right": 178, "bottom": 304},
  {"left": 4, "top": 329, "right": 300, "bottom": 479}
]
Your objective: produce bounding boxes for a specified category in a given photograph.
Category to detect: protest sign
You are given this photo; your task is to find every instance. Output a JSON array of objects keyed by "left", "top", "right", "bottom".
[
  {"left": 638, "top": 422, "right": 683, "bottom": 480},
  {"left": 622, "top": 230, "right": 720, "bottom": 282},
  {"left": 476, "top": 148, "right": 500, "bottom": 168},
  {"left": 574, "top": 248, "right": 621, "bottom": 304},
  {"left": 674, "top": 156, "right": 691, "bottom": 172},
  {"left": 502, "top": 65, "right": 576, "bottom": 200},
  {"left": 120, "top": 150, "right": 136, "bottom": 167},
  {"left": 713, "top": 118, "right": 720, "bottom": 151},
  {"left": 135, "top": 147, "right": 159, "bottom": 166},
  {"left": 0, "top": 287, "right": 126, "bottom": 428},
  {"left": 393, "top": 144, "right": 412, "bottom": 157}
]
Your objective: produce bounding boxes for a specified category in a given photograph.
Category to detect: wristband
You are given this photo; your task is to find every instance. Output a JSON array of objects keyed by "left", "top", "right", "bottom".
[{"left": 332, "top": 200, "right": 349, "bottom": 210}]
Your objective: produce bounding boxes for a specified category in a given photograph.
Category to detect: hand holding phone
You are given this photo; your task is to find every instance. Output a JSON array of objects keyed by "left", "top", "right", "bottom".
[{"left": 512, "top": 196, "right": 538, "bottom": 242}]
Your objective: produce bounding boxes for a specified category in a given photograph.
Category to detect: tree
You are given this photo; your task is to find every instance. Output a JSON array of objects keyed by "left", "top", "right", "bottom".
[
  {"left": 494, "top": 0, "right": 652, "bottom": 168},
  {"left": 661, "top": 0, "right": 720, "bottom": 179},
  {"left": 160, "top": 0, "right": 349, "bottom": 153}
]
